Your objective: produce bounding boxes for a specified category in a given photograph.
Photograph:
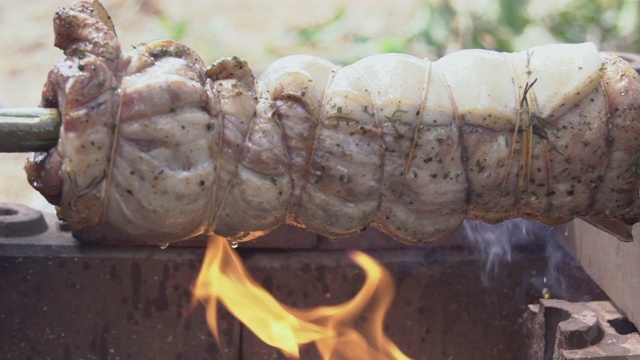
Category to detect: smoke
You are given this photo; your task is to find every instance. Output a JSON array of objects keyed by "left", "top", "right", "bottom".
[
  {"left": 463, "top": 218, "right": 549, "bottom": 285},
  {"left": 462, "top": 218, "right": 598, "bottom": 301},
  {"left": 543, "top": 226, "right": 598, "bottom": 302}
]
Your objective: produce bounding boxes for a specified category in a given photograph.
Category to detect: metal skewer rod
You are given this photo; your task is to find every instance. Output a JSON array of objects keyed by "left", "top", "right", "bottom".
[{"left": 0, "top": 108, "right": 60, "bottom": 153}]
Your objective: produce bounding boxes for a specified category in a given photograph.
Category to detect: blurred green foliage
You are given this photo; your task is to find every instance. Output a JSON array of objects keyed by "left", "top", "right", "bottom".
[
  {"left": 296, "top": 7, "right": 346, "bottom": 45},
  {"left": 158, "top": 16, "right": 188, "bottom": 42},
  {"left": 294, "top": 0, "right": 640, "bottom": 61},
  {"left": 545, "top": 0, "right": 640, "bottom": 49},
  {"left": 409, "top": 0, "right": 640, "bottom": 55}
]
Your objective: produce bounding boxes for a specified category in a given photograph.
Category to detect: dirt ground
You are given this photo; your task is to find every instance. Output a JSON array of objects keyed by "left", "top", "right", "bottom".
[{"left": 0, "top": 0, "right": 423, "bottom": 210}]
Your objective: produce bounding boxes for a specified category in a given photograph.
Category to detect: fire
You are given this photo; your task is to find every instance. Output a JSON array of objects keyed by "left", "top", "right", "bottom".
[{"left": 192, "top": 236, "right": 410, "bottom": 359}]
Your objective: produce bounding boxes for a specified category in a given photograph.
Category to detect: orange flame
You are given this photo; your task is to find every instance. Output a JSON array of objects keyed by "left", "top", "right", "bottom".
[{"left": 192, "top": 236, "right": 410, "bottom": 359}]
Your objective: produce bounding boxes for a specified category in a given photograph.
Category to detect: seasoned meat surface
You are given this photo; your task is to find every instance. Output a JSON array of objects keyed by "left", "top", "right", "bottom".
[{"left": 26, "top": 0, "right": 640, "bottom": 244}]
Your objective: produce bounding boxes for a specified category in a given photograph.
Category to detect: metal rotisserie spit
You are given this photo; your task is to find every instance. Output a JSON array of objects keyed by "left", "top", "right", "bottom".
[{"left": 1, "top": 1, "right": 640, "bottom": 359}]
